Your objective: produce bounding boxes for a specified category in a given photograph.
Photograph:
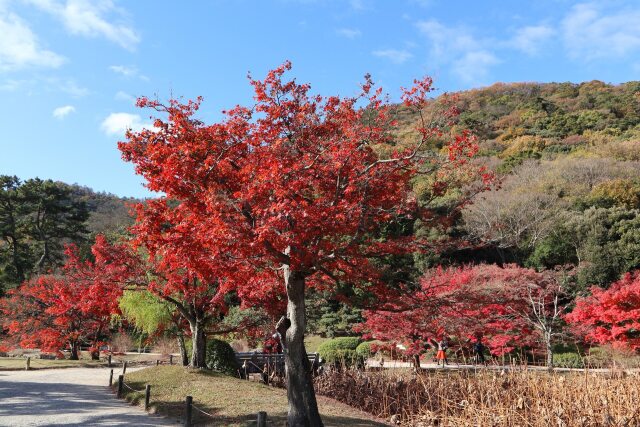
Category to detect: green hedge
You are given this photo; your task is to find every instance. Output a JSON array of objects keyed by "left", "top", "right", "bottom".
[
  {"left": 355, "top": 341, "right": 374, "bottom": 359},
  {"left": 205, "top": 338, "right": 239, "bottom": 376},
  {"left": 554, "top": 352, "right": 585, "bottom": 369},
  {"left": 318, "top": 337, "right": 362, "bottom": 366}
]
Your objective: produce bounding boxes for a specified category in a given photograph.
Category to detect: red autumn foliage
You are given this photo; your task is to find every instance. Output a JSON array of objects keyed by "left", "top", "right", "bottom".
[
  {"left": 360, "top": 264, "right": 563, "bottom": 358},
  {"left": 88, "top": 225, "right": 247, "bottom": 368},
  {"left": 566, "top": 271, "right": 640, "bottom": 352},
  {"left": 118, "top": 63, "right": 482, "bottom": 300},
  {"left": 1, "top": 240, "right": 122, "bottom": 359},
  {"left": 117, "top": 62, "right": 484, "bottom": 425}
]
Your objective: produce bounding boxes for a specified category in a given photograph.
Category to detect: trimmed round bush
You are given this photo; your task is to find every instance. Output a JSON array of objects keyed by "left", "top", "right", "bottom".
[
  {"left": 554, "top": 352, "right": 585, "bottom": 369},
  {"left": 355, "top": 341, "right": 374, "bottom": 359},
  {"left": 205, "top": 338, "right": 239, "bottom": 376},
  {"left": 318, "top": 337, "right": 361, "bottom": 366}
]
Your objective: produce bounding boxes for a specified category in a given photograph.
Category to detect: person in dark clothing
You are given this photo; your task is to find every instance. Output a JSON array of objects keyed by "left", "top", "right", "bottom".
[{"left": 473, "top": 338, "right": 486, "bottom": 364}]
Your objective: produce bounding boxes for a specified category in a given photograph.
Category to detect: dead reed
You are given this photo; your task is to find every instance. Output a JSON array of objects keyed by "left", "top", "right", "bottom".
[{"left": 314, "top": 367, "right": 640, "bottom": 426}]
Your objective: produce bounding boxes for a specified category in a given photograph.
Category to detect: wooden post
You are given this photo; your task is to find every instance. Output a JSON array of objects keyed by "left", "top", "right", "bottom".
[
  {"left": 109, "top": 369, "right": 114, "bottom": 386},
  {"left": 156, "top": 359, "right": 160, "bottom": 366},
  {"left": 107, "top": 354, "right": 112, "bottom": 367},
  {"left": 122, "top": 361, "right": 127, "bottom": 375},
  {"left": 184, "top": 395, "right": 193, "bottom": 427},
  {"left": 144, "top": 384, "right": 151, "bottom": 411},
  {"left": 170, "top": 354, "right": 174, "bottom": 365},
  {"left": 257, "top": 411, "right": 267, "bottom": 427},
  {"left": 25, "top": 357, "right": 31, "bottom": 371},
  {"left": 117, "top": 375, "right": 124, "bottom": 398}
]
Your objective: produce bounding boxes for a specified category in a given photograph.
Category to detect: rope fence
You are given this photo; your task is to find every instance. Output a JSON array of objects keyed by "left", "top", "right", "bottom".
[{"left": 111, "top": 371, "right": 269, "bottom": 427}]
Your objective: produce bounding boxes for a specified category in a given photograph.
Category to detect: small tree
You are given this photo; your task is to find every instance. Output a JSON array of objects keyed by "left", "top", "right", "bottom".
[
  {"left": 119, "top": 290, "right": 190, "bottom": 365},
  {"left": 90, "top": 230, "right": 239, "bottom": 369},
  {"left": 0, "top": 243, "right": 120, "bottom": 359}
]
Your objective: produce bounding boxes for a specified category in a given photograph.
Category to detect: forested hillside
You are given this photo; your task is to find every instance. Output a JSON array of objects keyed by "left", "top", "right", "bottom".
[
  {"left": 0, "top": 177, "right": 136, "bottom": 293},
  {"left": 310, "top": 80, "right": 640, "bottom": 335},
  {"left": 419, "top": 81, "right": 639, "bottom": 283}
]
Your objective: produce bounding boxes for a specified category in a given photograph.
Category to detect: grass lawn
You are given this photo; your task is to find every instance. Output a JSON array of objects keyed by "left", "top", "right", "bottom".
[
  {"left": 304, "top": 335, "right": 329, "bottom": 353},
  {"left": 120, "top": 365, "right": 389, "bottom": 426}
]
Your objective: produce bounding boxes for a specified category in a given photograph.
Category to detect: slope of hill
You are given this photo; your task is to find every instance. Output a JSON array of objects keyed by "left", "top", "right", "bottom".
[{"left": 408, "top": 81, "right": 640, "bottom": 292}]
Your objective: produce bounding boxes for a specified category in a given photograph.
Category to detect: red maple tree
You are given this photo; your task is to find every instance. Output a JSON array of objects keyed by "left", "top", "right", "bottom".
[
  {"left": 1, "top": 240, "right": 122, "bottom": 359},
  {"left": 118, "top": 62, "right": 481, "bottom": 426},
  {"left": 566, "top": 271, "right": 640, "bottom": 352},
  {"left": 88, "top": 222, "right": 251, "bottom": 368},
  {"left": 361, "top": 264, "right": 565, "bottom": 366}
]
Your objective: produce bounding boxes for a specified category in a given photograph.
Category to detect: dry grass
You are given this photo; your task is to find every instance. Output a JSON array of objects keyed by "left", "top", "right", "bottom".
[
  {"left": 119, "top": 365, "right": 389, "bottom": 426},
  {"left": 315, "top": 367, "right": 640, "bottom": 426},
  {"left": 0, "top": 356, "right": 105, "bottom": 370},
  {"left": 0, "top": 351, "right": 176, "bottom": 371}
]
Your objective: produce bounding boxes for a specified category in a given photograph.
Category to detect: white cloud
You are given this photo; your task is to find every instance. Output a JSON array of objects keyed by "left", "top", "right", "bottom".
[
  {"left": 562, "top": 2, "right": 640, "bottom": 60},
  {"left": 452, "top": 50, "right": 500, "bottom": 85},
  {"left": 109, "top": 64, "right": 135, "bottom": 76},
  {"left": 52, "top": 104, "right": 75, "bottom": 119},
  {"left": 416, "top": 19, "right": 498, "bottom": 85},
  {"left": 416, "top": 19, "right": 479, "bottom": 60},
  {"left": 336, "top": 28, "right": 361, "bottom": 39},
  {"left": 100, "top": 112, "right": 153, "bottom": 136},
  {"left": 372, "top": 49, "right": 413, "bottom": 64},
  {"left": 509, "top": 25, "right": 555, "bottom": 55},
  {"left": 109, "top": 64, "right": 148, "bottom": 80},
  {"left": 26, "top": 0, "right": 140, "bottom": 50},
  {"left": 349, "top": 0, "right": 365, "bottom": 10},
  {"left": 44, "top": 78, "right": 89, "bottom": 97},
  {"left": 115, "top": 90, "right": 135, "bottom": 103},
  {"left": 0, "top": 78, "right": 32, "bottom": 91},
  {"left": 0, "top": 11, "right": 65, "bottom": 71}
]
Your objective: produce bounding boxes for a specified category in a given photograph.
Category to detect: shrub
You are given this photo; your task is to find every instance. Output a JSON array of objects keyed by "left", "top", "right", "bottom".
[
  {"left": 152, "top": 336, "right": 178, "bottom": 356},
  {"left": 205, "top": 338, "right": 239, "bottom": 376},
  {"left": 318, "top": 337, "right": 361, "bottom": 366},
  {"left": 554, "top": 352, "right": 585, "bottom": 369},
  {"left": 110, "top": 333, "right": 134, "bottom": 353},
  {"left": 355, "top": 341, "right": 374, "bottom": 359},
  {"left": 585, "top": 346, "right": 613, "bottom": 369}
]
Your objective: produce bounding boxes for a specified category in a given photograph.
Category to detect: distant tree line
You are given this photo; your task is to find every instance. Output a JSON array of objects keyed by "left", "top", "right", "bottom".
[{"left": 0, "top": 175, "right": 136, "bottom": 294}]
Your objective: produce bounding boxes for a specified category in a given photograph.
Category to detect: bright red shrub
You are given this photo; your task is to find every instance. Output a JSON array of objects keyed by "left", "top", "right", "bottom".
[{"left": 566, "top": 271, "right": 640, "bottom": 351}]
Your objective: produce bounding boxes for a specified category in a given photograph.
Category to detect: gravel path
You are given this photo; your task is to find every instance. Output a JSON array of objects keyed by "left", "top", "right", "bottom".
[{"left": 0, "top": 367, "right": 178, "bottom": 426}]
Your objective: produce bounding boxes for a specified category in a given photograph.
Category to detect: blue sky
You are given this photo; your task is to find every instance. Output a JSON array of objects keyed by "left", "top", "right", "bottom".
[{"left": 1, "top": 0, "right": 640, "bottom": 197}]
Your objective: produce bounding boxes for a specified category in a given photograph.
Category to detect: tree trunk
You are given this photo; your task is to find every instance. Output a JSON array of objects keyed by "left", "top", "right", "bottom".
[
  {"left": 178, "top": 333, "right": 189, "bottom": 366},
  {"left": 36, "top": 240, "right": 49, "bottom": 273},
  {"left": 545, "top": 332, "right": 553, "bottom": 372},
  {"left": 412, "top": 354, "right": 421, "bottom": 370},
  {"left": 69, "top": 341, "right": 79, "bottom": 360},
  {"left": 284, "top": 269, "right": 323, "bottom": 427},
  {"left": 189, "top": 320, "right": 207, "bottom": 368},
  {"left": 90, "top": 349, "right": 100, "bottom": 360},
  {"left": 8, "top": 235, "right": 25, "bottom": 284}
]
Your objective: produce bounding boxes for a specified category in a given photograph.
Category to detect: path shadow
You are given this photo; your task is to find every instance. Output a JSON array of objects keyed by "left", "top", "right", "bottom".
[{"left": 0, "top": 380, "right": 175, "bottom": 426}]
